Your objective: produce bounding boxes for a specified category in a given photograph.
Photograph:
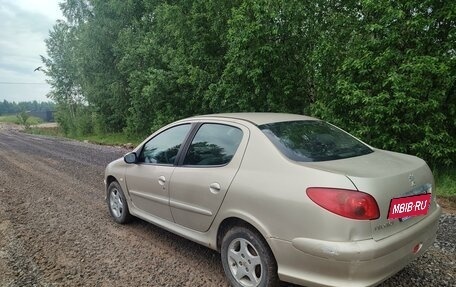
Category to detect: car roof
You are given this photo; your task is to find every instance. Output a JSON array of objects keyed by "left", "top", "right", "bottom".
[{"left": 188, "top": 113, "right": 318, "bottom": 126}]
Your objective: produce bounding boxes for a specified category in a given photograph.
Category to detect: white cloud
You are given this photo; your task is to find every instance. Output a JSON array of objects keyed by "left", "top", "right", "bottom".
[
  {"left": 14, "top": 0, "right": 63, "bottom": 20},
  {"left": 0, "top": 0, "right": 63, "bottom": 103}
]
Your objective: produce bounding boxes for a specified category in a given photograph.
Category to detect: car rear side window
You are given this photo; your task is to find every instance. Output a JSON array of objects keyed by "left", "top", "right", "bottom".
[
  {"left": 259, "top": 120, "right": 373, "bottom": 162},
  {"left": 139, "top": 124, "right": 191, "bottom": 165},
  {"left": 183, "top": 124, "right": 243, "bottom": 166}
]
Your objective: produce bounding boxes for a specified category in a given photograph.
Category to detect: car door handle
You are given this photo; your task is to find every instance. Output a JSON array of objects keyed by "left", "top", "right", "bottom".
[
  {"left": 209, "top": 183, "right": 221, "bottom": 194},
  {"left": 158, "top": 176, "right": 166, "bottom": 186}
]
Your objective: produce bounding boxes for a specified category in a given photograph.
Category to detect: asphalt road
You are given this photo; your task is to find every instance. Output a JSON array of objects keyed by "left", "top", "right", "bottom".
[{"left": 0, "top": 128, "right": 454, "bottom": 287}]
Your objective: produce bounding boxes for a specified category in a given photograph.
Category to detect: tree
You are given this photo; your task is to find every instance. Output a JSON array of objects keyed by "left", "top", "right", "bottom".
[
  {"left": 210, "top": 0, "right": 322, "bottom": 113},
  {"left": 311, "top": 0, "right": 456, "bottom": 166},
  {"left": 41, "top": 20, "right": 83, "bottom": 123},
  {"left": 116, "top": 0, "right": 242, "bottom": 135},
  {"left": 42, "top": 0, "right": 455, "bottom": 166}
]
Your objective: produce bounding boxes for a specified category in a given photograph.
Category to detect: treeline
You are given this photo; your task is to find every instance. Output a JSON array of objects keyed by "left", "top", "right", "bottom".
[
  {"left": 42, "top": 0, "right": 455, "bottom": 167},
  {"left": 0, "top": 100, "right": 55, "bottom": 116}
]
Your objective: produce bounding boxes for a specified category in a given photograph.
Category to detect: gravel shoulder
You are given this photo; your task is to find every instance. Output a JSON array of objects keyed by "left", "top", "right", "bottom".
[{"left": 0, "top": 128, "right": 454, "bottom": 287}]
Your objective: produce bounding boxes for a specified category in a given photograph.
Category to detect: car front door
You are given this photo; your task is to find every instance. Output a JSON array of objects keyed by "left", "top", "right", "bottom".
[
  {"left": 169, "top": 122, "right": 248, "bottom": 232},
  {"left": 125, "top": 124, "right": 192, "bottom": 222}
]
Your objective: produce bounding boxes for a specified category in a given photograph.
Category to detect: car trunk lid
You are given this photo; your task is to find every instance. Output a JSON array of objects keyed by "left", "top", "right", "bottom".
[{"left": 305, "top": 149, "right": 437, "bottom": 240}]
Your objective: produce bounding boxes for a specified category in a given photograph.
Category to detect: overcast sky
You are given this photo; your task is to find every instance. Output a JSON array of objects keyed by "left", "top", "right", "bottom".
[{"left": 0, "top": 0, "right": 62, "bottom": 103}]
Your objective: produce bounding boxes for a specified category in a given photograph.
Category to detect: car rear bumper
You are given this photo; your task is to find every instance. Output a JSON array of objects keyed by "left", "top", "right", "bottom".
[{"left": 269, "top": 204, "right": 441, "bottom": 287}]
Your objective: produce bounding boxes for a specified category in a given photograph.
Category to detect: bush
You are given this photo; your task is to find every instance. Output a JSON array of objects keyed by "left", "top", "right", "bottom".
[{"left": 16, "top": 110, "right": 30, "bottom": 130}]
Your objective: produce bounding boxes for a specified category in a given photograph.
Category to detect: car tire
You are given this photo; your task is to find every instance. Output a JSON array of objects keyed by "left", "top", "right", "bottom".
[
  {"left": 107, "top": 181, "right": 132, "bottom": 224},
  {"left": 221, "top": 226, "right": 279, "bottom": 287}
]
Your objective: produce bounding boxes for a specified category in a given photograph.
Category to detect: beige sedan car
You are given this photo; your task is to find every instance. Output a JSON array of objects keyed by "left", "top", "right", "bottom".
[{"left": 105, "top": 113, "right": 441, "bottom": 287}]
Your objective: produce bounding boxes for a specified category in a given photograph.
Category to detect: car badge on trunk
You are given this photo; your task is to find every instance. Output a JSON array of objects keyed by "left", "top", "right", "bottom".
[{"left": 409, "top": 173, "right": 416, "bottom": 187}]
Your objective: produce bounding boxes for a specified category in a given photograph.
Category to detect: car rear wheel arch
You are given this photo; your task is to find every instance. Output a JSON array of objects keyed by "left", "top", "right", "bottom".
[
  {"left": 216, "top": 217, "right": 271, "bottom": 252},
  {"left": 220, "top": 223, "right": 279, "bottom": 287}
]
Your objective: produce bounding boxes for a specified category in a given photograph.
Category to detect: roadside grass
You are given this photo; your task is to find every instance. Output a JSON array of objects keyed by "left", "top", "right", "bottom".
[
  {"left": 72, "top": 133, "right": 142, "bottom": 146},
  {"left": 28, "top": 126, "right": 61, "bottom": 137},
  {"left": 0, "top": 115, "right": 19, "bottom": 123},
  {"left": 27, "top": 125, "right": 142, "bottom": 147},
  {"left": 26, "top": 117, "right": 44, "bottom": 125},
  {"left": 0, "top": 115, "right": 43, "bottom": 125},
  {"left": 434, "top": 169, "right": 456, "bottom": 211},
  {"left": 434, "top": 169, "right": 456, "bottom": 197}
]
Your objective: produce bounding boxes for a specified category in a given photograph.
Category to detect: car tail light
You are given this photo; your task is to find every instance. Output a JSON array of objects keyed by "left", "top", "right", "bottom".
[{"left": 306, "top": 187, "right": 380, "bottom": 220}]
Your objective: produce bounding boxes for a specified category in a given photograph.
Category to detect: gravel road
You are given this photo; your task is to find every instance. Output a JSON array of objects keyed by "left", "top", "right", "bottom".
[{"left": 0, "top": 128, "right": 454, "bottom": 287}]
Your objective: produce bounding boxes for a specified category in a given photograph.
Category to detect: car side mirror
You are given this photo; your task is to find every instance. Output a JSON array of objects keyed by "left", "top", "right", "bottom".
[{"left": 124, "top": 152, "right": 138, "bottom": 164}]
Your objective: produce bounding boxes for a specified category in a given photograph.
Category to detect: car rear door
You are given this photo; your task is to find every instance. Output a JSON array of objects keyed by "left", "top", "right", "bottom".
[{"left": 169, "top": 122, "right": 249, "bottom": 232}]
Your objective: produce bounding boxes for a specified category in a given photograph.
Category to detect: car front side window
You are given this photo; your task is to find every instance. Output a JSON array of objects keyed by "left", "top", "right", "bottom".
[
  {"left": 183, "top": 124, "right": 243, "bottom": 166},
  {"left": 139, "top": 124, "right": 191, "bottom": 165}
]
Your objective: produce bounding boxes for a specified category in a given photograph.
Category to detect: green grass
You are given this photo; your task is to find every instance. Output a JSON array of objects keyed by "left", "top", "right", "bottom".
[
  {"left": 0, "top": 115, "right": 20, "bottom": 123},
  {"left": 434, "top": 169, "right": 456, "bottom": 211},
  {"left": 28, "top": 126, "right": 142, "bottom": 147},
  {"left": 434, "top": 169, "right": 456, "bottom": 197},
  {"left": 72, "top": 133, "right": 142, "bottom": 146},
  {"left": 0, "top": 115, "right": 43, "bottom": 125},
  {"left": 27, "top": 117, "right": 44, "bottom": 125},
  {"left": 28, "top": 126, "right": 61, "bottom": 137}
]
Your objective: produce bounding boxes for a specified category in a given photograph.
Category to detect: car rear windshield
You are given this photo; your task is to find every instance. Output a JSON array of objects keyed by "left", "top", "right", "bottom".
[{"left": 259, "top": 120, "right": 373, "bottom": 162}]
